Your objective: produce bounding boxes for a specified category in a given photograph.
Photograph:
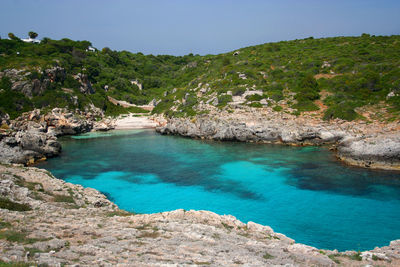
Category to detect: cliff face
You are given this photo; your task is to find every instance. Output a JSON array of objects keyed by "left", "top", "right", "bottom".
[
  {"left": 156, "top": 107, "right": 400, "bottom": 171},
  {"left": 0, "top": 164, "right": 399, "bottom": 266}
]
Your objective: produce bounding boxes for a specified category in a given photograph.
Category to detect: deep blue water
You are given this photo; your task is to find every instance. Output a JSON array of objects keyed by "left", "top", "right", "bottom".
[{"left": 37, "top": 129, "right": 400, "bottom": 251}]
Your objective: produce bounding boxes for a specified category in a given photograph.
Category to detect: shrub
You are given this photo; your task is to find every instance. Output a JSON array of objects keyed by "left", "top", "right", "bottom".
[
  {"left": 217, "top": 94, "right": 232, "bottom": 107},
  {"left": 0, "top": 197, "right": 31, "bottom": 211},
  {"left": 292, "top": 100, "right": 319, "bottom": 112},
  {"left": 248, "top": 102, "right": 263, "bottom": 108},
  {"left": 246, "top": 94, "right": 264, "bottom": 101},
  {"left": 232, "top": 87, "right": 245, "bottom": 96},
  {"left": 0, "top": 124, "right": 9, "bottom": 129},
  {"left": 53, "top": 194, "right": 75, "bottom": 203},
  {"left": 323, "top": 105, "right": 359, "bottom": 121},
  {"left": 263, "top": 252, "right": 275, "bottom": 260},
  {"left": 222, "top": 57, "right": 231, "bottom": 66},
  {"left": 295, "top": 74, "right": 320, "bottom": 101}
]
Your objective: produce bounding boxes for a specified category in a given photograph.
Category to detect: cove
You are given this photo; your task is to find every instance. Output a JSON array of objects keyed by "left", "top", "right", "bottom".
[{"left": 37, "top": 129, "right": 400, "bottom": 251}]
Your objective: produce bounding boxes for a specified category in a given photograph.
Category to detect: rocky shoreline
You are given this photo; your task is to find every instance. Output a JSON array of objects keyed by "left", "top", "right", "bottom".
[
  {"left": 0, "top": 107, "right": 399, "bottom": 265},
  {"left": 1, "top": 163, "right": 400, "bottom": 266},
  {"left": 0, "top": 108, "right": 114, "bottom": 165},
  {"left": 156, "top": 107, "right": 400, "bottom": 171},
  {"left": 1, "top": 103, "right": 399, "bottom": 171}
]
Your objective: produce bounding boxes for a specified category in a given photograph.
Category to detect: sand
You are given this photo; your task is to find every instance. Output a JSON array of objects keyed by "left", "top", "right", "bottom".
[{"left": 113, "top": 114, "right": 159, "bottom": 129}]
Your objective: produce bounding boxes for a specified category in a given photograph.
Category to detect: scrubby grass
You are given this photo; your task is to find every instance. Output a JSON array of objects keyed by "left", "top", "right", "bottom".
[
  {"left": 263, "top": 252, "right": 275, "bottom": 260},
  {"left": 137, "top": 231, "right": 160, "bottom": 239},
  {"left": 0, "top": 220, "right": 12, "bottom": 229},
  {"left": 272, "top": 105, "right": 283, "bottom": 112},
  {"left": 106, "top": 210, "right": 134, "bottom": 217},
  {"left": 248, "top": 102, "right": 263, "bottom": 108},
  {"left": 347, "top": 251, "right": 362, "bottom": 261},
  {"left": 0, "top": 230, "right": 42, "bottom": 244},
  {"left": 0, "top": 261, "right": 33, "bottom": 267},
  {"left": 0, "top": 197, "right": 31, "bottom": 211},
  {"left": 328, "top": 254, "right": 341, "bottom": 264},
  {"left": 53, "top": 194, "right": 75, "bottom": 203}
]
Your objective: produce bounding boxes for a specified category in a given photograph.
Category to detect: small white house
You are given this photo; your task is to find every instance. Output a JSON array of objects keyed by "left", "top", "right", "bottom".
[
  {"left": 86, "top": 46, "right": 96, "bottom": 52},
  {"left": 21, "top": 38, "right": 41, "bottom": 44}
]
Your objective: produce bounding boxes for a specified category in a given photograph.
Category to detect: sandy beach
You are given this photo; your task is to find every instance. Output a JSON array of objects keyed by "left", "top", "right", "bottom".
[{"left": 113, "top": 114, "right": 159, "bottom": 129}]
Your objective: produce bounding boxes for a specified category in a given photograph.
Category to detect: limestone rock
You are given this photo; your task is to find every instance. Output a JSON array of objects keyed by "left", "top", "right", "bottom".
[{"left": 0, "top": 164, "right": 399, "bottom": 266}]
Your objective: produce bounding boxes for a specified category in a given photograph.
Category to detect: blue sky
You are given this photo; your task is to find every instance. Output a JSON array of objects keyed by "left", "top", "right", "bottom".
[{"left": 1, "top": 0, "right": 399, "bottom": 55}]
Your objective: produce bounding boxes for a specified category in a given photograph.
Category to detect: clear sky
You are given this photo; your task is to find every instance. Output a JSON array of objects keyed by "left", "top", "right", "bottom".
[{"left": 1, "top": 0, "right": 399, "bottom": 56}]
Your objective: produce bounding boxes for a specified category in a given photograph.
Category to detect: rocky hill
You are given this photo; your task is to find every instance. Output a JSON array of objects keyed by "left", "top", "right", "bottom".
[
  {"left": 1, "top": 163, "right": 400, "bottom": 266},
  {"left": 1, "top": 34, "right": 400, "bottom": 266},
  {"left": 1, "top": 34, "right": 400, "bottom": 123}
]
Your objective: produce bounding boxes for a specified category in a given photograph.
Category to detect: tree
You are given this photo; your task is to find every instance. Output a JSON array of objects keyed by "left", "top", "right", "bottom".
[
  {"left": 8, "top": 32, "right": 19, "bottom": 40},
  {"left": 28, "top": 31, "right": 38, "bottom": 39}
]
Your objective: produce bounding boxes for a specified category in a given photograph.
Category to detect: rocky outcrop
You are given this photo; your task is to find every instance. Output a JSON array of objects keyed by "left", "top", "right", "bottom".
[
  {"left": 337, "top": 134, "right": 400, "bottom": 170},
  {"left": 73, "top": 73, "right": 95, "bottom": 94},
  {"left": 158, "top": 117, "right": 345, "bottom": 145},
  {"left": 0, "top": 67, "right": 66, "bottom": 98},
  {"left": 157, "top": 108, "right": 400, "bottom": 171},
  {"left": 0, "top": 108, "right": 115, "bottom": 165},
  {"left": 1, "top": 164, "right": 399, "bottom": 266},
  {"left": 11, "top": 108, "right": 93, "bottom": 137},
  {"left": 0, "top": 68, "right": 97, "bottom": 98},
  {"left": 0, "top": 125, "right": 61, "bottom": 165}
]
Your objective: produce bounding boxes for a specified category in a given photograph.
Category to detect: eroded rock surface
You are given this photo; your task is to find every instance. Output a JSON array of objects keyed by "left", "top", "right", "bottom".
[
  {"left": 1, "top": 164, "right": 399, "bottom": 266},
  {"left": 157, "top": 107, "right": 400, "bottom": 170},
  {"left": 0, "top": 108, "right": 114, "bottom": 165}
]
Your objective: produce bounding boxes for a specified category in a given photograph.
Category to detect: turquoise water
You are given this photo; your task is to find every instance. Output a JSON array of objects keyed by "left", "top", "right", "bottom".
[{"left": 37, "top": 129, "right": 400, "bottom": 251}]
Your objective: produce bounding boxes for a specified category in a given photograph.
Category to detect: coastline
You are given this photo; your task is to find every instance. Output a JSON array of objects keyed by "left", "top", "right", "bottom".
[
  {"left": 1, "top": 109, "right": 400, "bottom": 265},
  {"left": 156, "top": 108, "right": 400, "bottom": 171},
  {"left": 1, "top": 107, "right": 399, "bottom": 171}
]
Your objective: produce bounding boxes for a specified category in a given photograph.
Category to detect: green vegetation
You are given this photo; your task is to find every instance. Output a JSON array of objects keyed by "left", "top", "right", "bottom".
[
  {"left": 28, "top": 31, "right": 38, "bottom": 39},
  {"left": 0, "top": 197, "right": 31, "bottom": 211},
  {"left": 0, "top": 260, "right": 33, "bottom": 267},
  {"left": 1, "top": 34, "right": 400, "bottom": 121},
  {"left": 0, "top": 230, "right": 44, "bottom": 244},
  {"left": 52, "top": 194, "right": 75, "bottom": 203},
  {"left": 262, "top": 252, "right": 275, "bottom": 260},
  {"left": 221, "top": 222, "right": 234, "bottom": 231},
  {"left": 347, "top": 251, "right": 362, "bottom": 261},
  {"left": 328, "top": 254, "right": 341, "bottom": 264},
  {"left": 292, "top": 74, "right": 320, "bottom": 112},
  {"left": 106, "top": 210, "right": 134, "bottom": 217},
  {"left": 323, "top": 105, "right": 361, "bottom": 121},
  {"left": 0, "top": 220, "right": 12, "bottom": 229}
]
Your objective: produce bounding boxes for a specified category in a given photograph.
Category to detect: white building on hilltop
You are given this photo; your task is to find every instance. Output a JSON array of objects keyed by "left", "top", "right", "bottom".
[
  {"left": 21, "top": 38, "right": 41, "bottom": 44},
  {"left": 86, "top": 46, "right": 96, "bottom": 52}
]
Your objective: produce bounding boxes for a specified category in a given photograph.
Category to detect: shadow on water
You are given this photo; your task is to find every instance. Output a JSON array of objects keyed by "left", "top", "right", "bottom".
[{"left": 282, "top": 151, "right": 400, "bottom": 201}]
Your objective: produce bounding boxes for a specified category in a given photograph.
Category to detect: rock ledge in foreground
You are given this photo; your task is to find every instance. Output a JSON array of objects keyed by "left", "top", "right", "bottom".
[{"left": 1, "top": 164, "right": 400, "bottom": 266}]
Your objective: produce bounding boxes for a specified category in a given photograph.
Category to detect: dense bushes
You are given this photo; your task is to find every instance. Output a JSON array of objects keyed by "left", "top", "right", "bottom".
[
  {"left": 1, "top": 34, "right": 400, "bottom": 121},
  {"left": 0, "top": 77, "right": 33, "bottom": 119},
  {"left": 217, "top": 95, "right": 233, "bottom": 107},
  {"left": 323, "top": 104, "right": 359, "bottom": 121}
]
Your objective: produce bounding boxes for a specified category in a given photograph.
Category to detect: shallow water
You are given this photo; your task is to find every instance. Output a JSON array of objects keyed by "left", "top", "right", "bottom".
[{"left": 37, "top": 129, "right": 400, "bottom": 251}]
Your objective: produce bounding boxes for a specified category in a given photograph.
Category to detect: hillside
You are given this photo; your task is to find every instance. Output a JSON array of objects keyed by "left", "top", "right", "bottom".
[{"left": 1, "top": 34, "right": 400, "bottom": 122}]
